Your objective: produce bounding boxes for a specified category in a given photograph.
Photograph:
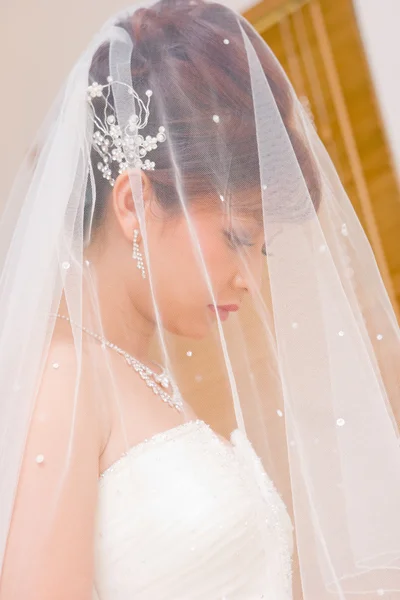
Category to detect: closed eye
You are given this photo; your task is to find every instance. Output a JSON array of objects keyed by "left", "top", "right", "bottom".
[
  {"left": 224, "top": 230, "right": 273, "bottom": 256},
  {"left": 223, "top": 230, "right": 254, "bottom": 250}
]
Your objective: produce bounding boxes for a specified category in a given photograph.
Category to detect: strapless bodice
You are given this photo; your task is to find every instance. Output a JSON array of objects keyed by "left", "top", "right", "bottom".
[{"left": 92, "top": 420, "right": 293, "bottom": 600}]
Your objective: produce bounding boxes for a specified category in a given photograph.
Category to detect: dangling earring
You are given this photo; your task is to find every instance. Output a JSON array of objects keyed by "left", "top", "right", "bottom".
[{"left": 132, "top": 229, "right": 146, "bottom": 279}]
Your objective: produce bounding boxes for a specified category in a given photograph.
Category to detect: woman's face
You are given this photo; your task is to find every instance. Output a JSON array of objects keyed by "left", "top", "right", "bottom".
[{"left": 143, "top": 203, "right": 266, "bottom": 339}]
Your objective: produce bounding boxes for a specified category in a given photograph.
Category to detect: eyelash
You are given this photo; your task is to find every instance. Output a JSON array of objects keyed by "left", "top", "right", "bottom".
[{"left": 224, "top": 231, "right": 271, "bottom": 256}]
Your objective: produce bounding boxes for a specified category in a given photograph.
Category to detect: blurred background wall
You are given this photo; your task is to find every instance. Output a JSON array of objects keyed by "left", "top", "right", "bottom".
[
  {"left": 353, "top": 0, "right": 400, "bottom": 183},
  {"left": 1, "top": 0, "right": 399, "bottom": 311}
]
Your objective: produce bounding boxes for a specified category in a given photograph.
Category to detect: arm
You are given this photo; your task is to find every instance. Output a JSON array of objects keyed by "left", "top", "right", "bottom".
[{"left": 0, "top": 344, "right": 104, "bottom": 600}]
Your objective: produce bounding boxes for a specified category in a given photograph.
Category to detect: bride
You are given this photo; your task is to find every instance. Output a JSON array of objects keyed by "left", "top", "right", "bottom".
[{"left": 1, "top": 1, "right": 400, "bottom": 598}]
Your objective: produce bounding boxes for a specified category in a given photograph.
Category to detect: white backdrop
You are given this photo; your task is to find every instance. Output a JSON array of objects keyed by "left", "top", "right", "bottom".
[
  {"left": 0, "top": 0, "right": 399, "bottom": 200},
  {"left": 353, "top": 0, "right": 400, "bottom": 182}
]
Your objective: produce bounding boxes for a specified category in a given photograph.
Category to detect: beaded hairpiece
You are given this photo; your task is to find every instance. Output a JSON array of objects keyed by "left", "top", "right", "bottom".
[{"left": 87, "top": 76, "right": 167, "bottom": 187}]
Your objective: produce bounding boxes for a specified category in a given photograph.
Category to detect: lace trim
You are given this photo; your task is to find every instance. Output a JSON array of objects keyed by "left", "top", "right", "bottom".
[{"left": 98, "top": 419, "right": 207, "bottom": 483}]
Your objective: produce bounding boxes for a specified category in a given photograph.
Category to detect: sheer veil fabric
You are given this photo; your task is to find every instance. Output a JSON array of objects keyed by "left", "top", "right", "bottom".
[{"left": 0, "top": 0, "right": 399, "bottom": 598}]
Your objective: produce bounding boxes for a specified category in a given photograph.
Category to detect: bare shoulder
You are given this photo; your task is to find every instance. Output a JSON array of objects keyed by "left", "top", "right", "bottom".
[
  {"left": 1, "top": 340, "right": 105, "bottom": 597},
  {"left": 34, "top": 339, "right": 107, "bottom": 459}
]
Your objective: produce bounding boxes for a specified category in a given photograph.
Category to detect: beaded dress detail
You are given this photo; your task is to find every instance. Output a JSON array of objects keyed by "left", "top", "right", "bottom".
[{"left": 92, "top": 420, "right": 293, "bottom": 600}]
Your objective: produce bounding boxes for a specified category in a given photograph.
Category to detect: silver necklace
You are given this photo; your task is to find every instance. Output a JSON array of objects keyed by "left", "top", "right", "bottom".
[{"left": 53, "top": 314, "right": 183, "bottom": 413}]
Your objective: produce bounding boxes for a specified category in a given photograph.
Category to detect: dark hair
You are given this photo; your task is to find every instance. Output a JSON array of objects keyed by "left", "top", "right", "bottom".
[{"left": 86, "top": 0, "right": 321, "bottom": 233}]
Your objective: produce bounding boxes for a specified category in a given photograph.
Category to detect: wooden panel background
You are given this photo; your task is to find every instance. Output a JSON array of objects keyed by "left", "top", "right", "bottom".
[{"left": 244, "top": 0, "right": 400, "bottom": 316}]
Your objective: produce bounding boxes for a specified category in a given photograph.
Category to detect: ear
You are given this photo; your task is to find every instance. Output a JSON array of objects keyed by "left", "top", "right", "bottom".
[{"left": 111, "top": 169, "right": 152, "bottom": 243}]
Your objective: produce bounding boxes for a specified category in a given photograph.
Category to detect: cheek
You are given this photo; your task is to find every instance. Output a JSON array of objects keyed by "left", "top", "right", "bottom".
[
  {"left": 148, "top": 232, "right": 208, "bottom": 305},
  {"left": 203, "top": 244, "right": 235, "bottom": 287},
  {"left": 185, "top": 225, "right": 236, "bottom": 291},
  {"left": 149, "top": 228, "right": 233, "bottom": 305}
]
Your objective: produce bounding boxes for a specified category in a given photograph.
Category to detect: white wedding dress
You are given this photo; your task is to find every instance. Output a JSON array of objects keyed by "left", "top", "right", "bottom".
[{"left": 92, "top": 419, "right": 294, "bottom": 600}]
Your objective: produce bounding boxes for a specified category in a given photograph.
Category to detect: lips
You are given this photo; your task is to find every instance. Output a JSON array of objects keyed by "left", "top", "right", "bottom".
[
  {"left": 208, "top": 304, "right": 239, "bottom": 321},
  {"left": 217, "top": 305, "right": 239, "bottom": 312}
]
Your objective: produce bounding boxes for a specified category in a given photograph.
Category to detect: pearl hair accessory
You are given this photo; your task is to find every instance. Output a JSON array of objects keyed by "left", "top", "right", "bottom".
[
  {"left": 52, "top": 314, "right": 183, "bottom": 413},
  {"left": 87, "top": 76, "right": 167, "bottom": 187},
  {"left": 132, "top": 229, "right": 146, "bottom": 279}
]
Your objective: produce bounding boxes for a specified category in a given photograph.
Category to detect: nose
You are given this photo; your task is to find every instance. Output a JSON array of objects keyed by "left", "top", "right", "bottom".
[
  {"left": 232, "top": 256, "right": 263, "bottom": 294},
  {"left": 233, "top": 273, "right": 249, "bottom": 292}
]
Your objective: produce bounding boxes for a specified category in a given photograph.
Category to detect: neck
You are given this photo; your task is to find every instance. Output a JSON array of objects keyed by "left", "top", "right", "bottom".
[{"left": 57, "top": 260, "right": 155, "bottom": 365}]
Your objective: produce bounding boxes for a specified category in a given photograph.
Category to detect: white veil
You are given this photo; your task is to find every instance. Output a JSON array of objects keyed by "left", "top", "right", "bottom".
[{"left": 0, "top": 1, "right": 400, "bottom": 597}]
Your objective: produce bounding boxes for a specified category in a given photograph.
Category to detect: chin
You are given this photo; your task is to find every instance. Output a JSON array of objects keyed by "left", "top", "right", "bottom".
[{"left": 164, "top": 316, "right": 213, "bottom": 340}]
